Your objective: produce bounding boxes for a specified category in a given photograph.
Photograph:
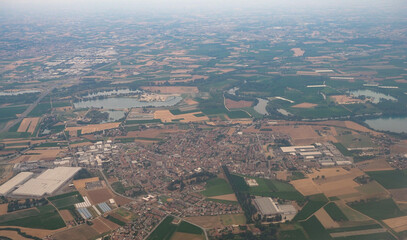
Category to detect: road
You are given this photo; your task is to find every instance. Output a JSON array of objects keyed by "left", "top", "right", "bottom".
[{"left": 0, "top": 84, "right": 56, "bottom": 134}]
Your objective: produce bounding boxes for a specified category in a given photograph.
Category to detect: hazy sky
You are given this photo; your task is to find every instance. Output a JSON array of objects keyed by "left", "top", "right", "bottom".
[{"left": 1, "top": 0, "right": 407, "bottom": 18}]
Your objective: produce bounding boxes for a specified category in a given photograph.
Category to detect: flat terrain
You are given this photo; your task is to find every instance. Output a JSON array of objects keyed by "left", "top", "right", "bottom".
[
  {"left": 141, "top": 86, "right": 199, "bottom": 94},
  {"left": 185, "top": 214, "right": 246, "bottom": 229}
]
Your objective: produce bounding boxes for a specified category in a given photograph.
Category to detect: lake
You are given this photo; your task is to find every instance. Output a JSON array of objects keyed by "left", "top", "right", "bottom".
[
  {"left": 365, "top": 116, "right": 407, "bottom": 133},
  {"left": 74, "top": 96, "right": 182, "bottom": 109},
  {"left": 83, "top": 89, "right": 141, "bottom": 98},
  {"left": 348, "top": 90, "right": 397, "bottom": 104},
  {"left": 254, "top": 98, "right": 269, "bottom": 115},
  {"left": 0, "top": 90, "right": 40, "bottom": 96}
]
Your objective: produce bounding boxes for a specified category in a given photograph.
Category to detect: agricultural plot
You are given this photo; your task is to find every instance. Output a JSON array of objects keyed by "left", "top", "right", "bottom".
[
  {"left": 324, "top": 202, "right": 349, "bottom": 222},
  {"left": 17, "top": 117, "right": 40, "bottom": 134},
  {"left": 49, "top": 191, "right": 83, "bottom": 209},
  {"left": 0, "top": 106, "right": 27, "bottom": 122},
  {"left": 230, "top": 174, "right": 304, "bottom": 201},
  {"left": 279, "top": 229, "right": 308, "bottom": 240},
  {"left": 293, "top": 194, "right": 329, "bottom": 221},
  {"left": 201, "top": 178, "right": 234, "bottom": 197},
  {"left": 52, "top": 224, "right": 99, "bottom": 240},
  {"left": 0, "top": 205, "right": 65, "bottom": 230},
  {"left": 331, "top": 232, "right": 397, "bottom": 240},
  {"left": 336, "top": 133, "right": 375, "bottom": 149},
  {"left": 147, "top": 216, "right": 204, "bottom": 240},
  {"left": 185, "top": 214, "right": 246, "bottom": 229},
  {"left": 65, "top": 122, "right": 120, "bottom": 136},
  {"left": 366, "top": 170, "right": 407, "bottom": 189},
  {"left": 348, "top": 198, "right": 405, "bottom": 220},
  {"left": 300, "top": 216, "right": 332, "bottom": 240},
  {"left": 28, "top": 103, "right": 51, "bottom": 117}
]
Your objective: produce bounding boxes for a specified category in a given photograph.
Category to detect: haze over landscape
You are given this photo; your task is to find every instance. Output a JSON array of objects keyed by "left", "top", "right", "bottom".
[{"left": 0, "top": 0, "right": 407, "bottom": 240}]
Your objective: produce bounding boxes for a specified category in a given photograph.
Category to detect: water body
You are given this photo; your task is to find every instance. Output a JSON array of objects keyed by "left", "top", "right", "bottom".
[
  {"left": 0, "top": 90, "right": 40, "bottom": 96},
  {"left": 365, "top": 116, "right": 407, "bottom": 133},
  {"left": 348, "top": 90, "right": 397, "bottom": 104},
  {"left": 74, "top": 96, "right": 182, "bottom": 109},
  {"left": 83, "top": 89, "right": 141, "bottom": 98},
  {"left": 254, "top": 98, "right": 269, "bottom": 115}
]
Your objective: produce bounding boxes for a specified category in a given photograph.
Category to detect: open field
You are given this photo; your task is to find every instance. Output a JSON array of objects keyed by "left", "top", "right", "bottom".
[
  {"left": 291, "top": 178, "right": 322, "bottom": 196},
  {"left": 335, "top": 202, "right": 371, "bottom": 221},
  {"left": 87, "top": 188, "right": 114, "bottom": 204},
  {"left": 225, "top": 98, "right": 253, "bottom": 109},
  {"left": 73, "top": 177, "right": 100, "bottom": 190},
  {"left": 49, "top": 192, "right": 83, "bottom": 209},
  {"left": 357, "top": 159, "right": 394, "bottom": 172},
  {"left": 0, "top": 229, "right": 32, "bottom": 240},
  {"left": 324, "top": 202, "right": 349, "bottom": 222},
  {"left": 270, "top": 125, "right": 322, "bottom": 145},
  {"left": 147, "top": 216, "right": 204, "bottom": 240},
  {"left": 185, "top": 214, "right": 246, "bottom": 229},
  {"left": 294, "top": 194, "right": 329, "bottom": 221},
  {"left": 17, "top": 117, "right": 40, "bottom": 134},
  {"left": 52, "top": 224, "right": 99, "bottom": 240},
  {"left": 207, "top": 194, "right": 237, "bottom": 201},
  {"left": 291, "top": 102, "right": 318, "bottom": 108},
  {"left": 278, "top": 229, "right": 308, "bottom": 240},
  {"left": 0, "top": 205, "right": 65, "bottom": 230},
  {"left": 171, "top": 232, "right": 204, "bottom": 240},
  {"left": 201, "top": 178, "right": 234, "bottom": 197},
  {"left": 300, "top": 215, "right": 332, "bottom": 240},
  {"left": 141, "top": 86, "right": 199, "bottom": 94},
  {"left": 348, "top": 198, "right": 404, "bottom": 220},
  {"left": 390, "top": 188, "right": 407, "bottom": 202},
  {"left": 59, "top": 210, "right": 74, "bottom": 222},
  {"left": 154, "top": 110, "right": 208, "bottom": 123},
  {"left": 366, "top": 170, "right": 407, "bottom": 189},
  {"left": 66, "top": 122, "right": 120, "bottom": 136},
  {"left": 12, "top": 149, "right": 63, "bottom": 162},
  {"left": 315, "top": 207, "right": 340, "bottom": 228},
  {"left": 383, "top": 215, "right": 407, "bottom": 232},
  {"left": 91, "top": 218, "right": 111, "bottom": 234}
]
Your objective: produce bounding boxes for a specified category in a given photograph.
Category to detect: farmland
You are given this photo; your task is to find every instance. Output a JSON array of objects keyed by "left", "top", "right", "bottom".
[
  {"left": 348, "top": 198, "right": 405, "bottom": 220},
  {"left": 201, "top": 178, "right": 234, "bottom": 197},
  {"left": 48, "top": 191, "right": 83, "bottom": 209},
  {"left": 147, "top": 216, "right": 204, "bottom": 240},
  {"left": 366, "top": 170, "right": 407, "bottom": 189},
  {"left": 293, "top": 194, "right": 329, "bottom": 221}
]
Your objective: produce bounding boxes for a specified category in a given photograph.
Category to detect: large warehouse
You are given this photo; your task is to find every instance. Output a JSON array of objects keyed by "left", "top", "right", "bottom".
[
  {"left": 12, "top": 167, "right": 81, "bottom": 197},
  {"left": 253, "top": 197, "right": 282, "bottom": 218},
  {"left": 0, "top": 172, "right": 33, "bottom": 196}
]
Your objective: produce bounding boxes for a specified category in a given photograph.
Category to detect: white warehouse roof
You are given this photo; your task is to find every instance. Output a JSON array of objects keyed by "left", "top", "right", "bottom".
[
  {"left": 0, "top": 172, "right": 33, "bottom": 196},
  {"left": 280, "top": 145, "right": 315, "bottom": 153},
  {"left": 12, "top": 167, "right": 81, "bottom": 197}
]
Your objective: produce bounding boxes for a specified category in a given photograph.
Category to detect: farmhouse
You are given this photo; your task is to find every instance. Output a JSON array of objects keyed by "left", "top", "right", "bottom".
[
  {"left": 0, "top": 172, "right": 33, "bottom": 196},
  {"left": 12, "top": 167, "right": 81, "bottom": 197}
]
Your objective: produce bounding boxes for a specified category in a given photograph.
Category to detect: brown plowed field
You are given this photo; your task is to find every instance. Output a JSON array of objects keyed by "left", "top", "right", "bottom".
[{"left": 225, "top": 98, "right": 253, "bottom": 109}]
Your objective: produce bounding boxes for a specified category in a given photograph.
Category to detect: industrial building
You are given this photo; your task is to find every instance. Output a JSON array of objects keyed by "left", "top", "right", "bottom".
[
  {"left": 253, "top": 197, "right": 282, "bottom": 218},
  {"left": 0, "top": 172, "right": 33, "bottom": 196},
  {"left": 12, "top": 167, "right": 81, "bottom": 197}
]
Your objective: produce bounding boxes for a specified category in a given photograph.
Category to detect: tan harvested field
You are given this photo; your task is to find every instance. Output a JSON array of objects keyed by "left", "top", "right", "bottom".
[
  {"left": 141, "top": 86, "right": 199, "bottom": 94},
  {"left": 87, "top": 188, "right": 114, "bottom": 204},
  {"left": 357, "top": 159, "right": 394, "bottom": 172},
  {"left": 344, "top": 121, "right": 381, "bottom": 135},
  {"left": 271, "top": 125, "right": 322, "bottom": 145},
  {"left": 55, "top": 106, "right": 73, "bottom": 112},
  {"left": 66, "top": 122, "right": 120, "bottom": 136},
  {"left": 390, "top": 188, "right": 407, "bottom": 202},
  {"left": 69, "top": 142, "right": 93, "bottom": 148},
  {"left": 0, "top": 229, "right": 32, "bottom": 240},
  {"left": 383, "top": 216, "right": 407, "bottom": 232},
  {"left": 185, "top": 98, "right": 198, "bottom": 105},
  {"left": 330, "top": 228, "right": 387, "bottom": 238},
  {"left": 12, "top": 149, "right": 63, "bottom": 163},
  {"left": 0, "top": 204, "right": 8, "bottom": 215},
  {"left": 275, "top": 171, "right": 289, "bottom": 181},
  {"left": 291, "top": 48, "right": 305, "bottom": 57},
  {"left": 0, "top": 225, "right": 63, "bottom": 238},
  {"left": 225, "top": 98, "right": 253, "bottom": 109},
  {"left": 291, "top": 178, "right": 322, "bottom": 196},
  {"left": 91, "top": 218, "right": 111, "bottom": 234},
  {"left": 52, "top": 224, "right": 99, "bottom": 240},
  {"left": 154, "top": 110, "right": 208, "bottom": 123},
  {"left": 293, "top": 168, "right": 365, "bottom": 198},
  {"left": 113, "top": 195, "right": 131, "bottom": 206},
  {"left": 73, "top": 177, "right": 100, "bottom": 190},
  {"left": 296, "top": 71, "right": 319, "bottom": 76},
  {"left": 330, "top": 95, "right": 364, "bottom": 105},
  {"left": 291, "top": 102, "right": 317, "bottom": 108},
  {"left": 315, "top": 208, "right": 340, "bottom": 228},
  {"left": 60, "top": 209, "right": 74, "bottom": 222},
  {"left": 390, "top": 140, "right": 407, "bottom": 154},
  {"left": 17, "top": 117, "right": 40, "bottom": 134},
  {"left": 100, "top": 217, "right": 120, "bottom": 230},
  {"left": 171, "top": 232, "right": 204, "bottom": 240},
  {"left": 185, "top": 214, "right": 246, "bottom": 229},
  {"left": 208, "top": 194, "right": 237, "bottom": 201}
]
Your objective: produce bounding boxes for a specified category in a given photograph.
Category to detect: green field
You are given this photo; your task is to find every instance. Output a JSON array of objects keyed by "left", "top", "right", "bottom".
[
  {"left": 293, "top": 194, "right": 329, "bottom": 221},
  {"left": 348, "top": 198, "right": 405, "bottom": 220},
  {"left": 327, "top": 224, "right": 382, "bottom": 233},
  {"left": 300, "top": 216, "right": 332, "bottom": 240},
  {"left": 0, "top": 106, "right": 27, "bottom": 121},
  {"left": 230, "top": 174, "right": 304, "bottom": 201},
  {"left": 49, "top": 192, "right": 83, "bottom": 209},
  {"left": 279, "top": 229, "right": 308, "bottom": 240},
  {"left": 201, "top": 178, "right": 234, "bottom": 197},
  {"left": 324, "top": 202, "right": 349, "bottom": 222},
  {"left": 366, "top": 170, "right": 407, "bottom": 189},
  {"left": 28, "top": 103, "right": 51, "bottom": 117},
  {"left": 332, "top": 232, "right": 397, "bottom": 240},
  {"left": 147, "top": 216, "right": 204, "bottom": 240},
  {"left": 106, "top": 215, "right": 126, "bottom": 226},
  {"left": 0, "top": 205, "right": 65, "bottom": 230}
]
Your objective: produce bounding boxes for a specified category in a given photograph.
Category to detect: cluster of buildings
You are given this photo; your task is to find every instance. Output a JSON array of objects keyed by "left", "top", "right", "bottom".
[{"left": 0, "top": 167, "right": 81, "bottom": 197}]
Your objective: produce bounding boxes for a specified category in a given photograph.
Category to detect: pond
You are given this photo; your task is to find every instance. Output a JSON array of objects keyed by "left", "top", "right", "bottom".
[
  {"left": 348, "top": 90, "right": 397, "bottom": 104},
  {"left": 74, "top": 96, "right": 182, "bottom": 109},
  {"left": 82, "top": 89, "right": 141, "bottom": 98},
  {"left": 102, "top": 110, "right": 125, "bottom": 123},
  {"left": 365, "top": 116, "right": 407, "bottom": 134},
  {"left": 254, "top": 98, "right": 269, "bottom": 115}
]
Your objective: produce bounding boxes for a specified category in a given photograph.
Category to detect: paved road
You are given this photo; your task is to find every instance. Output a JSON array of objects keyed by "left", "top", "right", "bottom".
[{"left": 0, "top": 85, "right": 56, "bottom": 134}]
